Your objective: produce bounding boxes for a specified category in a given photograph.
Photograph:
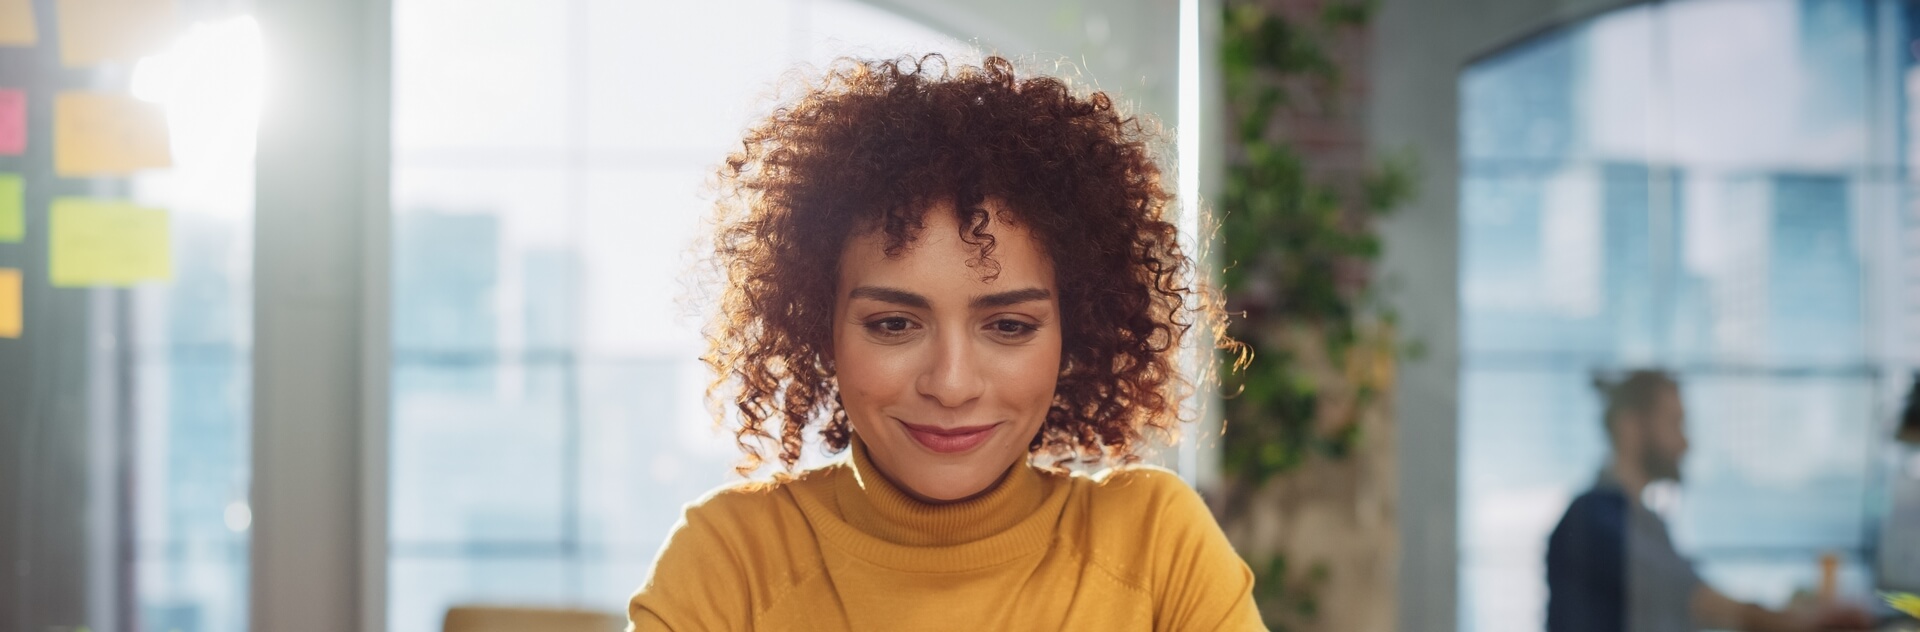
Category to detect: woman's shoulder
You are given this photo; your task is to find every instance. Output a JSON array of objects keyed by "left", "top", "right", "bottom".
[
  {"left": 1071, "top": 463, "right": 1221, "bottom": 555},
  {"left": 1081, "top": 463, "right": 1207, "bottom": 513},
  {"left": 1059, "top": 464, "right": 1234, "bottom": 601},
  {"left": 635, "top": 467, "right": 841, "bottom": 598},
  {"left": 675, "top": 463, "right": 841, "bottom": 532},
  {"left": 633, "top": 466, "right": 845, "bottom": 630},
  {"left": 1067, "top": 463, "right": 1262, "bottom": 630}
]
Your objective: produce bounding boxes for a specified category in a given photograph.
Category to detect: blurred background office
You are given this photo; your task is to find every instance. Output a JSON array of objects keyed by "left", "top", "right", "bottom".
[{"left": 1, "top": 0, "right": 1917, "bottom": 631}]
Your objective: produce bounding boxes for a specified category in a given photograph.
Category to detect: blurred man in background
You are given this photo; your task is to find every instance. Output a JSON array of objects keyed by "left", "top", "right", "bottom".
[{"left": 1545, "top": 370, "right": 1873, "bottom": 632}]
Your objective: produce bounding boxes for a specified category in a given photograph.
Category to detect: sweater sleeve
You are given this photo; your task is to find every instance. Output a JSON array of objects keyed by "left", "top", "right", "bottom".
[
  {"left": 1100, "top": 467, "right": 1266, "bottom": 632},
  {"left": 628, "top": 496, "right": 757, "bottom": 632}
]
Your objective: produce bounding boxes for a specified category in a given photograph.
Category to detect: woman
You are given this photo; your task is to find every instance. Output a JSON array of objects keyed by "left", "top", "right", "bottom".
[{"left": 630, "top": 54, "right": 1263, "bottom": 631}]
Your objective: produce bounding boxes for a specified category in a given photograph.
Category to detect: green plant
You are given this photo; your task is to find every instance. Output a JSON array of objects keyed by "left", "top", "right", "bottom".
[
  {"left": 1252, "top": 554, "right": 1331, "bottom": 632},
  {"left": 1213, "top": 1, "right": 1415, "bottom": 627},
  {"left": 1217, "top": 0, "right": 1410, "bottom": 489}
]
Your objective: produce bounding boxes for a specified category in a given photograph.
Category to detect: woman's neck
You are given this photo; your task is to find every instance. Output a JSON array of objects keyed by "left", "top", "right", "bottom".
[
  {"left": 837, "top": 435, "right": 1048, "bottom": 546},
  {"left": 868, "top": 454, "right": 1019, "bottom": 506}
]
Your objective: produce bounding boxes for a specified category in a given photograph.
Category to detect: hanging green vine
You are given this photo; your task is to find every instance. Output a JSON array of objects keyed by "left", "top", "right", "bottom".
[
  {"left": 1217, "top": 0, "right": 1410, "bottom": 493},
  {"left": 1214, "top": 1, "right": 1415, "bottom": 627}
]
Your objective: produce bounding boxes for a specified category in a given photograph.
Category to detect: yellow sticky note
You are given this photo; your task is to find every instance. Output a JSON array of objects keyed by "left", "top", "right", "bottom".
[
  {"left": 0, "top": 0, "right": 36, "bottom": 47},
  {"left": 49, "top": 198, "right": 171, "bottom": 286},
  {"left": 0, "top": 268, "right": 19, "bottom": 339},
  {"left": 1887, "top": 592, "right": 1920, "bottom": 618},
  {"left": 54, "top": 91, "right": 172, "bottom": 176},
  {"left": 0, "top": 173, "right": 20, "bottom": 243},
  {"left": 57, "top": 0, "right": 175, "bottom": 66}
]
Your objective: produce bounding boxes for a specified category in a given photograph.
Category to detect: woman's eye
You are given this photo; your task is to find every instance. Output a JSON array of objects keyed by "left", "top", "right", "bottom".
[
  {"left": 864, "top": 317, "right": 916, "bottom": 337},
  {"left": 989, "top": 319, "right": 1039, "bottom": 339}
]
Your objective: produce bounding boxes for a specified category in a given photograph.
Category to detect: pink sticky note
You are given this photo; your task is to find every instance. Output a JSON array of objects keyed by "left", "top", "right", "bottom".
[{"left": 0, "top": 90, "right": 22, "bottom": 155}]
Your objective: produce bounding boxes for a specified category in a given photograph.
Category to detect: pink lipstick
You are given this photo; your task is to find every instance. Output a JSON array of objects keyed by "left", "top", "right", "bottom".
[{"left": 897, "top": 419, "right": 1001, "bottom": 454}]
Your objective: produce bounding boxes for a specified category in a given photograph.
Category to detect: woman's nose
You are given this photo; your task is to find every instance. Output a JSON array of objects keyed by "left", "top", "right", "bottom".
[{"left": 916, "top": 329, "right": 986, "bottom": 408}]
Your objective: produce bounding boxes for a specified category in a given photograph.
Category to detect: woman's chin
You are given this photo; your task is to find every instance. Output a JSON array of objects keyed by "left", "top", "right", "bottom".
[{"left": 889, "top": 463, "right": 1009, "bottom": 503}]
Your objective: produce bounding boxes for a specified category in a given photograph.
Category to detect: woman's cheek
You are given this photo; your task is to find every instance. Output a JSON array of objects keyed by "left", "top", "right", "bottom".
[
  {"left": 839, "top": 341, "right": 914, "bottom": 405},
  {"left": 998, "top": 343, "right": 1061, "bottom": 418}
]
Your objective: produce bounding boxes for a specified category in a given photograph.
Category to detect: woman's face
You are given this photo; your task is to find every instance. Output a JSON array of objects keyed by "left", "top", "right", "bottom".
[{"left": 832, "top": 199, "right": 1062, "bottom": 503}]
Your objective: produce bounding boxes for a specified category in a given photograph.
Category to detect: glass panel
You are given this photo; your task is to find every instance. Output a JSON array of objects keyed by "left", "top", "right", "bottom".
[
  {"left": 1461, "top": 164, "right": 1687, "bottom": 362},
  {"left": 1581, "top": 6, "right": 1659, "bottom": 165},
  {"left": 1675, "top": 374, "right": 1875, "bottom": 552},
  {"left": 126, "top": 13, "right": 262, "bottom": 632},
  {"left": 580, "top": 0, "right": 792, "bottom": 154},
  {"left": 1895, "top": 182, "right": 1920, "bottom": 364},
  {"left": 577, "top": 168, "right": 707, "bottom": 355},
  {"left": 574, "top": 358, "right": 733, "bottom": 553},
  {"left": 393, "top": 0, "right": 571, "bottom": 151},
  {"left": 1461, "top": 172, "right": 1604, "bottom": 356},
  {"left": 390, "top": 362, "right": 568, "bottom": 543},
  {"left": 1459, "top": 22, "right": 1582, "bottom": 167},
  {"left": 1663, "top": 0, "right": 1874, "bottom": 172},
  {"left": 129, "top": 216, "right": 253, "bottom": 632},
  {"left": 1671, "top": 174, "right": 1872, "bottom": 367}
]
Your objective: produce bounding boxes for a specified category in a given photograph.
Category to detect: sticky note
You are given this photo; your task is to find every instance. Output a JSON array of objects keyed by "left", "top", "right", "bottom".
[
  {"left": 54, "top": 92, "right": 172, "bottom": 176},
  {"left": 49, "top": 198, "right": 171, "bottom": 286},
  {"left": 0, "top": 0, "right": 35, "bottom": 46},
  {"left": 0, "top": 268, "right": 19, "bottom": 339},
  {"left": 0, "top": 89, "right": 23, "bottom": 155},
  {"left": 57, "top": 0, "right": 176, "bottom": 66},
  {"left": 0, "top": 173, "right": 20, "bottom": 242}
]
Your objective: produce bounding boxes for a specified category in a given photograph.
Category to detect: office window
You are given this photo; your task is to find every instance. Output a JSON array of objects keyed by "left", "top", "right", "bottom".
[
  {"left": 1458, "top": 1, "right": 1917, "bottom": 630},
  {"left": 128, "top": 17, "right": 263, "bottom": 632},
  {"left": 387, "top": 2, "right": 965, "bottom": 629}
]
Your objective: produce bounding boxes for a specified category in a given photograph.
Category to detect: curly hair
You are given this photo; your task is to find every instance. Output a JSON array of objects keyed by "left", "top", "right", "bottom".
[{"left": 704, "top": 54, "right": 1232, "bottom": 474}]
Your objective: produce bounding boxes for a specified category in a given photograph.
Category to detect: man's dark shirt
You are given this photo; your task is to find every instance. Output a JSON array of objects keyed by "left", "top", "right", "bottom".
[{"left": 1546, "top": 471, "right": 1702, "bottom": 632}]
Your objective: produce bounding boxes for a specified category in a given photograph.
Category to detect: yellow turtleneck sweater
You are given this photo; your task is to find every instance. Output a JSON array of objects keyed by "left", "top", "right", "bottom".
[{"left": 628, "top": 438, "right": 1264, "bottom": 631}]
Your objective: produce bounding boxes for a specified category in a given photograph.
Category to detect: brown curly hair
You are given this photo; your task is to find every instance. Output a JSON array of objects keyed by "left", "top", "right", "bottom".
[{"left": 704, "top": 54, "right": 1232, "bottom": 474}]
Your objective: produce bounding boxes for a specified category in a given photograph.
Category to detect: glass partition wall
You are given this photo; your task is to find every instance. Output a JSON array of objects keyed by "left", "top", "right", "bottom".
[
  {"left": 0, "top": 2, "right": 261, "bottom": 631},
  {"left": 1458, "top": 1, "right": 1919, "bottom": 630}
]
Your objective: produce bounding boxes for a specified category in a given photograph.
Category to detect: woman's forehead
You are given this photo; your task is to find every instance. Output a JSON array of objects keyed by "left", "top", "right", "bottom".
[{"left": 838, "top": 204, "right": 1056, "bottom": 293}]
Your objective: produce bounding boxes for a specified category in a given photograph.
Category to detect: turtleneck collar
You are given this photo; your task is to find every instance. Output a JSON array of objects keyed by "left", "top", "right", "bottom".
[{"left": 835, "top": 434, "right": 1047, "bottom": 547}]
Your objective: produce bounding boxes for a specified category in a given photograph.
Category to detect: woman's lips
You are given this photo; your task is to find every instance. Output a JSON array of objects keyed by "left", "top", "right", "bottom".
[{"left": 897, "top": 419, "right": 1002, "bottom": 454}]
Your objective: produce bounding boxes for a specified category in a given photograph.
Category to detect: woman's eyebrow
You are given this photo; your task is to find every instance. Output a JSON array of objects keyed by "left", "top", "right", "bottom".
[
  {"left": 848, "top": 286, "right": 930, "bottom": 309},
  {"left": 970, "top": 288, "right": 1052, "bottom": 309},
  {"left": 847, "top": 286, "right": 1052, "bottom": 310}
]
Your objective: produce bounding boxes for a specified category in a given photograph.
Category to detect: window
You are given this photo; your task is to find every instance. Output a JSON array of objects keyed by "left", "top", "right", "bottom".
[
  {"left": 127, "top": 18, "right": 263, "bottom": 632},
  {"left": 387, "top": 3, "right": 964, "bottom": 629},
  {"left": 1458, "top": 1, "right": 1918, "bottom": 629}
]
